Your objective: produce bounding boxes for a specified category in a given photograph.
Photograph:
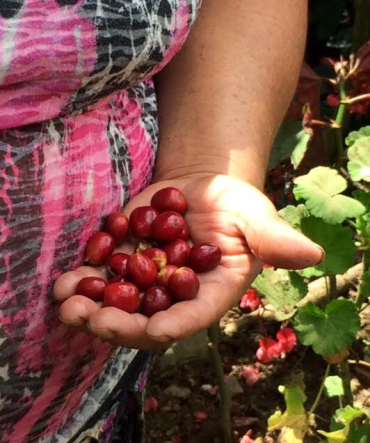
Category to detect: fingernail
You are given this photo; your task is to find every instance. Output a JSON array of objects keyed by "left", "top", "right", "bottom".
[
  {"left": 315, "top": 246, "right": 326, "bottom": 264},
  {"left": 59, "top": 315, "right": 86, "bottom": 326},
  {"left": 146, "top": 333, "right": 172, "bottom": 343}
]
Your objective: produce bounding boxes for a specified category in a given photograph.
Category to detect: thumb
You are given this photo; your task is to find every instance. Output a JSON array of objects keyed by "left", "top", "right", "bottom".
[{"left": 240, "top": 196, "right": 324, "bottom": 270}]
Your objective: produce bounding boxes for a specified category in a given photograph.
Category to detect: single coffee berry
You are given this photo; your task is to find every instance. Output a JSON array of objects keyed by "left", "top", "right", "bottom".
[
  {"left": 127, "top": 253, "right": 158, "bottom": 288},
  {"left": 187, "top": 242, "right": 222, "bottom": 273},
  {"left": 151, "top": 211, "right": 186, "bottom": 243},
  {"left": 75, "top": 277, "right": 106, "bottom": 301},
  {"left": 151, "top": 187, "right": 188, "bottom": 215},
  {"left": 142, "top": 286, "right": 173, "bottom": 317},
  {"left": 107, "top": 253, "right": 130, "bottom": 276},
  {"left": 84, "top": 232, "right": 115, "bottom": 265},
  {"left": 162, "top": 239, "right": 191, "bottom": 267},
  {"left": 168, "top": 267, "right": 200, "bottom": 301},
  {"left": 129, "top": 206, "right": 159, "bottom": 239},
  {"left": 104, "top": 212, "right": 129, "bottom": 245},
  {"left": 104, "top": 282, "right": 140, "bottom": 313}
]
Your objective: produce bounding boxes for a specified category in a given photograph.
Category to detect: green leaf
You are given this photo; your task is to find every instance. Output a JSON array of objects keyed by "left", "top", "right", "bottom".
[
  {"left": 252, "top": 269, "right": 308, "bottom": 320},
  {"left": 324, "top": 376, "right": 344, "bottom": 397},
  {"left": 269, "top": 121, "right": 311, "bottom": 170},
  {"left": 300, "top": 217, "right": 356, "bottom": 277},
  {"left": 268, "top": 373, "right": 312, "bottom": 443},
  {"left": 347, "top": 424, "right": 370, "bottom": 443},
  {"left": 347, "top": 137, "right": 370, "bottom": 182},
  {"left": 345, "top": 126, "right": 370, "bottom": 147},
  {"left": 361, "top": 269, "right": 370, "bottom": 301},
  {"left": 278, "top": 204, "right": 310, "bottom": 230},
  {"left": 294, "top": 300, "right": 361, "bottom": 357},
  {"left": 291, "top": 129, "right": 312, "bottom": 170},
  {"left": 334, "top": 406, "right": 366, "bottom": 425},
  {"left": 293, "top": 167, "right": 365, "bottom": 224}
]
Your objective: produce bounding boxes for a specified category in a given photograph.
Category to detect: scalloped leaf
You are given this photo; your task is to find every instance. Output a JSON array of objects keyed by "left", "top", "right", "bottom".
[
  {"left": 294, "top": 300, "right": 361, "bottom": 357},
  {"left": 252, "top": 269, "right": 308, "bottom": 320},
  {"left": 278, "top": 204, "right": 310, "bottom": 230},
  {"left": 347, "top": 137, "right": 370, "bottom": 182},
  {"left": 345, "top": 126, "right": 370, "bottom": 147},
  {"left": 293, "top": 167, "right": 365, "bottom": 224},
  {"left": 299, "top": 217, "right": 356, "bottom": 277},
  {"left": 324, "top": 376, "right": 344, "bottom": 398}
]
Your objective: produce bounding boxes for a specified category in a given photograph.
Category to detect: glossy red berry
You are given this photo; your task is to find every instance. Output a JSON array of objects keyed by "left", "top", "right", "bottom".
[
  {"left": 104, "top": 282, "right": 140, "bottom": 313},
  {"left": 104, "top": 212, "right": 129, "bottom": 245},
  {"left": 151, "top": 211, "right": 186, "bottom": 243},
  {"left": 129, "top": 206, "right": 159, "bottom": 239},
  {"left": 142, "top": 286, "right": 173, "bottom": 317},
  {"left": 156, "top": 265, "right": 178, "bottom": 288},
  {"left": 151, "top": 187, "right": 188, "bottom": 215},
  {"left": 142, "top": 248, "right": 167, "bottom": 271},
  {"left": 107, "top": 253, "right": 130, "bottom": 276},
  {"left": 84, "top": 232, "right": 115, "bottom": 265},
  {"left": 162, "top": 239, "right": 191, "bottom": 267},
  {"left": 178, "top": 223, "right": 190, "bottom": 241},
  {"left": 187, "top": 242, "right": 222, "bottom": 273},
  {"left": 127, "top": 253, "right": 158, "bottom": 288},
  {"left": 168, "top": 267, "right": 200, "bottom": 301},
  {"left": 75, "top": 277, "right": 106, "bottom": 301}
]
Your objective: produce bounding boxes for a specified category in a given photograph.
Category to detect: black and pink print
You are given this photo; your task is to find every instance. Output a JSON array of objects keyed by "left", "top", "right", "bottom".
[{"left": 0, "top": 0, "right": 200, "bottom": 441}]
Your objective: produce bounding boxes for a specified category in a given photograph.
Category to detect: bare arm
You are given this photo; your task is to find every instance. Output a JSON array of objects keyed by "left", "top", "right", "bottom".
[
  {"left": 154, "top": 0, "right": 307, "bottom": 189},
  {"left": 54, "top": 1, "right": 323, "bottom": 349}
]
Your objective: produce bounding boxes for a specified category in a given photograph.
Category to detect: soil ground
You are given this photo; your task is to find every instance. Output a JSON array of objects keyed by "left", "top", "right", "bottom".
[{"left": 144, "top": 305, "right": 370, "bottom": 443}]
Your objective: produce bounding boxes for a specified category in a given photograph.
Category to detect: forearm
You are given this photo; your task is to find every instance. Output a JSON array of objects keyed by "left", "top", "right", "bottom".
[{"left": 153, "top": 0, "right": 307, "bottom": 189}]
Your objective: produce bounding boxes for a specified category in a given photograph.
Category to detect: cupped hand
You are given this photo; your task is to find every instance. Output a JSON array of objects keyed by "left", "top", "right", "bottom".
[{"left": 53, "top": 174, "right": 324, "bottom": 350}]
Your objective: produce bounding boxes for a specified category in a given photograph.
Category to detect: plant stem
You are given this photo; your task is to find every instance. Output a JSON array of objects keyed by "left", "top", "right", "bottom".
[
  {"left": 207, "top": 323, "right": 232, "bottom": 443},
  {"left": 353, "top": 0, "right": 370, "bottom": 53},
  {"left": 339, "top": 361, "right": 354, "bottom": 406},
  {"left": 309, "top": 363, "right": 331, "bottom": 414},
  {"left": 329, "top": 275, "right": 338, "bottom": 300},
  {"left": 334, "top": 81, "right": 348, "bottom": 168}
]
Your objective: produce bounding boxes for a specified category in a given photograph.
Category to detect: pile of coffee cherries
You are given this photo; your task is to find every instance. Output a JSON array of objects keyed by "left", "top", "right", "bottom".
[{"left": 76, "top": 187, "right": 222, "bottom": 317}]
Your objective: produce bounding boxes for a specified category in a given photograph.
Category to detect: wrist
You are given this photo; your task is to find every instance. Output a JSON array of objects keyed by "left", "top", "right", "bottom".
[{"left": 153, "top": 149, "right": 268, "bottom": 190}]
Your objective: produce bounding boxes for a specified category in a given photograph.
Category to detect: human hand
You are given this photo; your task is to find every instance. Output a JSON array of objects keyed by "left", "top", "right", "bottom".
[{"left": 53, "top": 174, "right": 323, "bottom": 350}]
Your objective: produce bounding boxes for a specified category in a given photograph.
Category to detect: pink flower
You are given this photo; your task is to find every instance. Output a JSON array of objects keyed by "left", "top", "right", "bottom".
[
  {"left": 144, "top": 397, "right": 159, "bottom": 413},
  {"left": 242, "top": 366, "right": 260, "bottom": 386},
  {"left": 240, "top": 429, "right": 255, "bottom": 443},
  {"left": 240, "top": 289, "right": 261, "bottom": 311},
  {"left": 276, "top": 327, "right": 297, "bottom": 353},
  {"left": 256, "top": 338, "right": 282, "bottom": 363},
  {"left": 194, "top": 411, "right": 208, "bottom": 422}
]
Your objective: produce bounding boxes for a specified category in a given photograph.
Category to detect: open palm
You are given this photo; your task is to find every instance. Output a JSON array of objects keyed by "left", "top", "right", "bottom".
[{"left": 53, "top": 174, "right": 323, "bottom": 350}]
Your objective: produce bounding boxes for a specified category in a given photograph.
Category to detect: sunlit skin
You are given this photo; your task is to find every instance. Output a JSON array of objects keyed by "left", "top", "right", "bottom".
[{"left": 53, "top": 0, "right": 317, "bottom": 350}]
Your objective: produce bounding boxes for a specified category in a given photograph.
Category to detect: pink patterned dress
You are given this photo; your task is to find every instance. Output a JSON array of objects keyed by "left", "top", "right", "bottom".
[{"left": 0, "top": 1, "right": 200, "bottom": 441}]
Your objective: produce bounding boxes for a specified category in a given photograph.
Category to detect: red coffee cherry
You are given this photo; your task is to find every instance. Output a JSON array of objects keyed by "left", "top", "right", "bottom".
[
  {"left": 127, "top": 253, "right": 158, "bottom": 288},
  {"left": 142, "top": 286, "right": 173, "bottom": 317},
  {"left": 162, "top": 239, "right": 191, "bottom": 267},
  {"left": 75, "top": 277, "right": 106, "bottom": 301},
  {"left": 151, "top": 211, "right": 186, "bottom": 243},
  {"left": 142, "top": 248, "right": 167, "bottom": 271},
  {"left": 129, "top": 206, "right": 159, "bottom": 239},
  {"left": 156, "top": 265, "right": 178, "bottom": 289},
  {"left": 84, "top": 232, "right": 115, "bottom": 265},
  {"left": 168, "top": 267, "right": 200, "bottom": 301},
  {"left": 104, "top": 282, "right": 140, "bottom": 313},
  {"left": 107, "top": 253, "right": 130, "bottom": 276},
  {"left": 151, "top": 187, "right": 188, "bottom": 215},
  {"left": 178, "top": 223, "right": 190, "bottom": 241},
  {"left": 104, "top": 212, "right": 129, "bottom": 246},
  {"left": 187, "top": 242, "right": 222, "bottom": 273}
]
